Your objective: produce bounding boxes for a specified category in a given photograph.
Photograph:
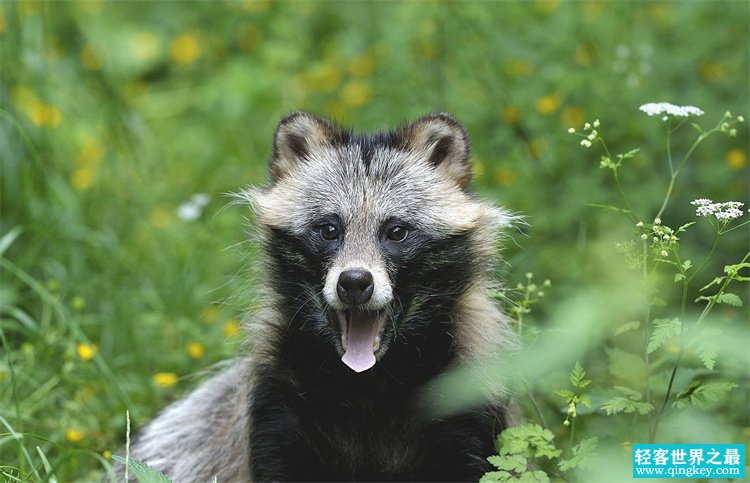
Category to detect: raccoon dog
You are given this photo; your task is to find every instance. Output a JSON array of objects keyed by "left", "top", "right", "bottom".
[{"left": 128, "top": 112, "right": 516, "bottom": 482}]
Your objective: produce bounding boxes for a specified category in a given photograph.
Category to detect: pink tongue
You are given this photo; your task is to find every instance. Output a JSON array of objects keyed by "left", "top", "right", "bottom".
[{"left": 341, "top": 312, "right": 381, "bottom": 373}]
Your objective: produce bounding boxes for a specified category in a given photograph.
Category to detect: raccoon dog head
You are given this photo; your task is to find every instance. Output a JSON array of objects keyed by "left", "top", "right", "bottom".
[{"left": 247, "top": 112, "right": 510, "bottom": 373}]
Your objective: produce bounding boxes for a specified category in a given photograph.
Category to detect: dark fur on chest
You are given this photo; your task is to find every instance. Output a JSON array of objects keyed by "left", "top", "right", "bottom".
[{"left": 249, "top": 314, "right": 506, "bottom": 482}]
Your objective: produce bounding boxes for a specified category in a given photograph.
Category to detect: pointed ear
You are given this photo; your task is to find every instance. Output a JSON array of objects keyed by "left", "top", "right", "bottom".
[
  {"left": 397, "top": 113, "right": 472, "bottom": 189},
  {"left": 270, "top": 112, "right": 348, "bottom": 181}
]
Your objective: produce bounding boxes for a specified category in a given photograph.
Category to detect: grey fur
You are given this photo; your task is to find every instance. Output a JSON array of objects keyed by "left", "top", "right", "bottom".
[{"left": 126, "top": 361, "right": 252, "bottom": 482}]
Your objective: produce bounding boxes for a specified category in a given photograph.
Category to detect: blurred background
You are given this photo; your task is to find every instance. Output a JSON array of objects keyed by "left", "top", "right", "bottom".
[{"left": 1, "top": 0, "right": 748, "bottom": 480}]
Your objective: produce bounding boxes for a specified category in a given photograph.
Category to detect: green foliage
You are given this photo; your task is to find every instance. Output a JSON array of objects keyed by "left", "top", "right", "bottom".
[
  {"left": 672, "top": 381, "right": 738, "bottom": 409},
  {"left": 1, "top": 0, "right": 747, "bottom": 480},
  {"left": 569, "top": 361, "right": 591, "bottom": 389},
  {"left": 112, "top": 456, "right": 172, "bottom": 483},
  {"left": 601, "top": 386, "right": 654, "bottom": 416},
  {"left": 647, "top": 318, "right": 682, "bottom": 354},
  {"left": 483, "top": 423, "right": 561, "bottom": 481},
  {"left": 558, "top": 437, "right": 598, "bottom": 472}
]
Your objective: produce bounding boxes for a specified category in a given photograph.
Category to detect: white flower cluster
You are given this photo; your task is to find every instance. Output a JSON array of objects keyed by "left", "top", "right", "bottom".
[
  {"left": 691, "top": 198, "right": 746, "bottom": 221},
  {"left": 570, "top": 119, "right": 601, "bottom": 148},
  {"left": 639, "top": 102, "right": 704, "bottom": 118},
  {"left": 177, "top": 193, "right": 211, "bottom": 221}
]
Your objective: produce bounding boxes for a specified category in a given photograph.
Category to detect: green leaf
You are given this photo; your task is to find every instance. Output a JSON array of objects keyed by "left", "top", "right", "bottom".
[
  {"left": 488, "top": 454, "right": 527, "bottom": 473},
  {"left": 0, "top": 227, "right": 23, "bottom": 258},
  {"left": 676, "top": 221, "right": 696, "bottom": 233},
  {"left": 681, "top": 259, "right": 692, "bottom": 271},
  {"left": 647, "top": 318, "right": 682, "bottom": 353},
  {"left": 614, "top": 385, "right": 643, "bottom": 400},
  {"left": 650, "top": 296, "right": 667, "bottom": 307},
  {"left": 496, "top": 424, "right": 561, "bottom": 460},
  {"left": 699, "top": 277, "right": 725, "bottom": 292},
  {"left": 617, "top": 148, "right": 640, "bottom": 159},
  {"left": 579, "top": 395, "right": 592, "bottom": 408},
  {"left": 717, "top": 293, "right": 742, "bottom": 307},
  {"left": 615, "top": 320, "right": 640, "bottom": 335},
  {"left": 480, "top": 470, "right": 513, "bottom": 483},
  {"left": 519, "top": 471, "right": 550, "bottom": 483},
  {"left": 111, "top": 456, "right": 172, "bottom": 483},
  {"left": 555, "top": 389, "right": 575, "bottom": 400},
  {"left": 607, "top": 348, "right": 647, "bottom": 389},
  {"left": 601, "top": 396, "right": 654, "bottom": 415},
  {"left": 698, "top": 342, "right": 719, "bottom": 370},
  {"left": 570, "top": 361, "right": 591, "bottom": 389},
  {"left": 673, "top": 381, "right": 738, "bottom": 409},
  {"left": 587, "top": 203, "right": 631, "bottom": 214},
  {"left": 559, "top": 437, "right": 598, "bottom": 472},
  {"left": 674, "top": 273, "right": 685, "bottom": 283}
]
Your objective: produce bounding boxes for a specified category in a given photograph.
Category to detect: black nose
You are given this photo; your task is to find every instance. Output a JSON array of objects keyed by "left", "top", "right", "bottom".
[{"left": 337, "top": 269, "right": 374, "bottom": 306}]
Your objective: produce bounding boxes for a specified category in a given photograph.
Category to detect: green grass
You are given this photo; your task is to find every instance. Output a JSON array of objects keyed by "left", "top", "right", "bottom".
[{"left": 1, "top": 1, "right": 748, "bottom": 480}]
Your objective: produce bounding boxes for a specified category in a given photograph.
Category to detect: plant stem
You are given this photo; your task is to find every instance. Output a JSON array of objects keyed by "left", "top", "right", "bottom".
[
  {"left": 687, "top": 232, "right": 721, "bottom": 284},
  {"left": 523, "top": 379, "right": 548, "bottom": 429},
  {"left": 642, "top": 240, "right": 652, "bottom": 424},
  {"left": 650, "top": 249, "right": 750, "bottom": 441}
]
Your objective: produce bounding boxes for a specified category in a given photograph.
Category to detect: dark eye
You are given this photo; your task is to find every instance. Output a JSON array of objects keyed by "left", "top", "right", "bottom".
[
  {"left": 320, "top": 224, "right": 339, "bottom": 241},
  {"left": 386, "top": 226, "right": 408, "bottom": 242}
]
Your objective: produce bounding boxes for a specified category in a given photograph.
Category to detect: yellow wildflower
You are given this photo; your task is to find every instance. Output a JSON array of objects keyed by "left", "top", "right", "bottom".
[
  {"left": 493, "top": 168, "right": 517, "bottom": 187},
  {"left": 306, "top": 65, "right": 341, "bottom": 93},
  {"left": 726, "top": 149, "right": 747, "bottom": 169},
  {"left": 201, "top": 305, "right": 221, "bottom": 323},
  {"left": 131, "top": 32, "right": 161, "bottom": 62},
  {"left": 187, "top": 341, "right": 205, "bottom": 359},
  {"left": 28, "top": 100, "right": 62, "bottom": 127},
  {"left": 71, "top": 168, "right": 95, "bottom": 191},
  {"left": 665, "top": 340, "right": 680, "bottom": 354},
  {"left": 534, "top": 0, "right": 560, "bottom": 14},
  {"left": 575, "top": 44, "right": 595, "bottom": 67},
  {"left": 500, "top": 106, "right": 521, "bottom": 125},
  {"left": 701, "top": 61, "right": 725, "bottom": 83},
  {"left": 527, "top": 138, "right": 547, "bottom": 158},
  {"left": 80, "top": 44, "right": 101, "bottom": 70},
  {"left": 78, "top": 0, "right": 105, "bottom": 12},
  {"left": 123, "top": 80, "right": 148, "bottom": 105},
  {"left": 149, "top": 206, "right": 172, "bottom": 229},
  {"left": 472, "top": 157, "right": 485, "bottom": 178},
  {"left": 153, "top": 372, "right": 178, "bottom": 387},
  {"left": 241, "top": 0, "right": 271, "bottom": 12},
  {"left": 223, "top": 319, "right": 241, "bottom": 338},
  {"left": 170, "top": 33, "right": 202, "bottom": 65},
  {"left": 503, "top": 59, "right": 534, "bottom": 78},
  {"left": 103, "top": 450, "right": 112, "bottom": 459},
  {"left": 75, "top": 136, "right": 105, "bottom": 168},
  {"left": 77, "top": 343, "right": 97, "bottom": 361},
  {"left": 561, "top": 107, "right": 586, "bottom": 129},
  {"left": 66, "top": 428, "right": 85, "bottom": 443},
  {"left": 341, "top": 81, "right": 372, "bottom": 108},
  {"left": 536, "top": 94, "right": 561, "bottom": 115},
  {"left": 349, "top": 54, "right": 375, "bottom": 78}
]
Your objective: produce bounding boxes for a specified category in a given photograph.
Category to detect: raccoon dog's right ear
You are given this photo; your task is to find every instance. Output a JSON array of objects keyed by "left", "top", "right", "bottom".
[
  {"left": 398, "top": 113, "right": 473, "bottom": 190},
  {"left": 270, "top": 112, "right": 348, "bottom": 181}
]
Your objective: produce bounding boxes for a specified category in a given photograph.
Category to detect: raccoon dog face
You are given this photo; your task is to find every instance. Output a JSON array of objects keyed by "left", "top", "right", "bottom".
[{"left": 247, "top": 113, "right": 508, "bottom": 373}]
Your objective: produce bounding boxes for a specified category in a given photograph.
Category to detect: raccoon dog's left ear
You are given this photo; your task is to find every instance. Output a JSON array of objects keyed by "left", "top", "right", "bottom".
[
  {"left": 270, "top": 112, "right": 348, "bottom": 182},
  {"left": 399, "top": 113, "right": 472, "bottom": 190}
]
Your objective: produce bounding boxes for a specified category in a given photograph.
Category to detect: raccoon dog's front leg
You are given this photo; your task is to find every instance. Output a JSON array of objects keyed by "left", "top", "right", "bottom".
[{"left": 249, "top": 374, "right": 325, "bottom": 481}]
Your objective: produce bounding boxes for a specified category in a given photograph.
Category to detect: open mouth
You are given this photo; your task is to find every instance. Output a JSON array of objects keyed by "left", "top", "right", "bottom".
[{"left": 337, "top": 309, "right": 388, "bottom": 373}]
